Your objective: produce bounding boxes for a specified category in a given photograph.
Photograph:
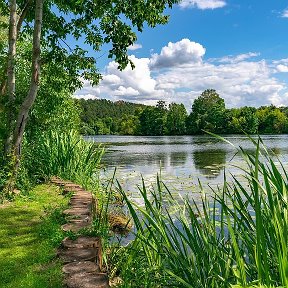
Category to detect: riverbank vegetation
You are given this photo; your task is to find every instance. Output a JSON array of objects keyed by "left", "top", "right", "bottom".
[
  {"left": 78, "top": 89, "right": 288, "bottom": 136},
  {"left": 2, "top": 1, "right": 288, "bottom": 288},
  {"left": 110, "top": 139, "right": 288, "bottom": 287}
]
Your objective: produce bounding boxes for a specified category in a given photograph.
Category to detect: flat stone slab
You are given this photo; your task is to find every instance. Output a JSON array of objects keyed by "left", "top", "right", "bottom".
[
  {"left": 65, "top": 272, "right": 109, "bottom": 288},
  {"left": 58, "top": 247, "right": 97, "bottom": 263},
  {"left": 73, "top": 191, "right": 92, "bottom": 198},
  {"left": 63, "top": 187, "right": 86, "bottom": 195},
  {"left": 71, "top": 194, "right": 92, "bottom": 200},
  {"left": 66, "top": 214, "right": 91, "bottom": 222},
  {"left": 62, "top": 237, "right": 100, "bottom": 249},
  {"left": 69, "top": 204, "right": 91, "bottom": 210},
  {"left": 63, "top": 183, "right": 82, "bottom": 188},
  {"left": 63, "top": 208, "right": 91, "bottom": 216},
  {"left": 50, "top": 177, "right": 72, "bottom": 185},
  {"left": 63, "top": 261, "right": 100, "bottom": 275},
  {"left": 71, "top": 198, "right": 92, "bottom": 204},
  {"left": 61, "top": 222, "right": 91, "bottom": 232},
  {"left": 70, "top": 198, "right": 91, "bottom": 206},
  {"left": 70, "top": 201, "right": 91, "bottom": 209}
]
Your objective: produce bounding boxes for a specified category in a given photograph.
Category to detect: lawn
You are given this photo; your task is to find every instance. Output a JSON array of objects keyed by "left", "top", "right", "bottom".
[{"left": 0, "top": 184, "right": 68, "bottom": 288}]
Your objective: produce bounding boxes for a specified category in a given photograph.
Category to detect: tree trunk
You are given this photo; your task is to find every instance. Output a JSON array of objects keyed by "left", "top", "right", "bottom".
[
  {"left": 5, "top": 0, "right": 43, "bottom": 193},
  {"left": 5, "top": 0, "right": 17, "bottom": 153},
  {"left": 1, "top": 0, "right": 33, "bottom": 98},
  {"left": 13, "top": 0, "right": 43, "bottom": 159}
]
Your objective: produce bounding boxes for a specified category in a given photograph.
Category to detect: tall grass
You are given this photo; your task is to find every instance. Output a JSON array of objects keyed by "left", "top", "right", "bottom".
[
  {"left": 31, "top": 130, "right": 104, "bottom": 189},
  {"left": 114, "top": 138, "right": 288, "bottom": 287}
]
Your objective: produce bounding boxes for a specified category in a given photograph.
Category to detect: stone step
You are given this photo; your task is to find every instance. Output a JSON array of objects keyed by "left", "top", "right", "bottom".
[
  {"left": 63, "top": 187, "right": 86, "bottom": 195},
  {"left": 62, "top": 237, "right": 100, "bottom": 249},
  {"left": 50, "top": 177, "right": 72, "bottom": 185},
  {"left": 71, "top": 194, "right": 92, "bottom": 200},
  {"left": 63, "top": 183, "right": 82, "bottom": 188},
  {"left": 61, "top": 222, "right": 91, "bottom": 232},
  {"left": 63, "top": 207, "right": 91, "bottom": 216},
  {"left": 69, "top": 204, "right": 91, "bottom": 210},
  {"left": 63, "top": 261, "right": 100, "bottom": 275},
  {"left": 58, "top": 247, "right": 97, "bottom": 263},
  {"left": 70, "top": 200, "right": 91, "bottom": 209},
  {"left": 66, "top": 214, "right": 91, "bottom": 222},
  {"left": 73, "top": 191, "right": 92, "bottom": 197},
  {"left": 65, "top": 272, "right": 109, "bottom": 288}
]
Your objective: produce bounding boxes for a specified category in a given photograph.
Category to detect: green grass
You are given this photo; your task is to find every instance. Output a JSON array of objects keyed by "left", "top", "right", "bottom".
[
  {"left": 111, "top": 138, "right": 288, "bottom": 287},
  {"left": 0, "top": 184, "right": 68, "bottom": 288}
]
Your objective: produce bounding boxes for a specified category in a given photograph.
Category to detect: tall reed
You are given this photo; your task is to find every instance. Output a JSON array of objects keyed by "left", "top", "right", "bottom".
[
  {"left": 32, "top": 130, "right": 104, "bottom": 189},
  {"left": 115, "top": 138, "right": 288, "bottom": 287}
]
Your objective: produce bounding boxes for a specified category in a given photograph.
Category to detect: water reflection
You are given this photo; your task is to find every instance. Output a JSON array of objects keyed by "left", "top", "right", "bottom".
[
  {"left": 91, "top": 135, "right": 288, "bottom": 197},
  {"left": 193, "top": 149, "right": 227, "bottom": 179},
  {"left": 170, "top": 152, "right": 188, "bottom": 167}
]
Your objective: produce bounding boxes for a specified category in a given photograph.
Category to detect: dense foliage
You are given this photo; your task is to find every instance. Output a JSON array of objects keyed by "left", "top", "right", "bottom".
[
  {"left": 0, "top": 0, "right": 180, "bottom": 195},
  {"left": 0, "top": 39, "right": 81, "bottom": 195},
  {"left": 77, "top": 98, "right": 144, "bottom": 135},
  {"left": 79, "top": 89, "right": 288, "bottom": 135}
]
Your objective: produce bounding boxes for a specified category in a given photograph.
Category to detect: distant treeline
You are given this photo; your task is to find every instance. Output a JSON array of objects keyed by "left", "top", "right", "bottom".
[{"left": 77, "top": 90, "right": 288, "bottom": 135}]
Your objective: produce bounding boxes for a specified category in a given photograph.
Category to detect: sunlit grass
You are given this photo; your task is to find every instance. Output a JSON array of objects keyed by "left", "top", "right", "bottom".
[{"left": 0, "top": 184, "right": 68, "bottom": 288}]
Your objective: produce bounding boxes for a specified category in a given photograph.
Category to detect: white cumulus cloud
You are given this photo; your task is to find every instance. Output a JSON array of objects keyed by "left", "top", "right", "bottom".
[
  {"left": 214, "top": 52, "right": 260, "bottom": 64},
  {"left": 276, "top": 64, "right": 288, "bottom": 73},
  {"left": 102, "top": 74, "right": 121, "bottom": 85},
  {"left": 179, "top": 0, "right": 226, "bottom": 9},
  {"left": 104, "top": 56, "right": 156, "bottom": 95},
  {"left": 75, "top": 39, "right": 288, "bottom": 109},
  {"left": 150, "top": 39, "right": 206, "bottom": 69},
  {"left": 128, "top": 43, "right": 143, "bottom": 51},
  {"left": 114, "top": 86, "right": 140, "bottom": 96}
]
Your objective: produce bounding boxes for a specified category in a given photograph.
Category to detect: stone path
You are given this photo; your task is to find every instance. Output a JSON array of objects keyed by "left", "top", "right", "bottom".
[{"left": 51, "top": 177, "right": 110, "bottom": 288}]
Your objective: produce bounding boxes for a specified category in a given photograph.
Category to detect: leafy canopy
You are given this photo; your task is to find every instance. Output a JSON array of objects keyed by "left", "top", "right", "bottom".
[
  {"left": 1, "top": 0, "right": 180, "bottom": 89},
  {"left": 188, "top": 89, "right": 226, "bottom": 134}
]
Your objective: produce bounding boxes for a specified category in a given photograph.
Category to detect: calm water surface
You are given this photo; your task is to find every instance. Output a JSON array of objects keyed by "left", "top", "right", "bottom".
[{"left": 86, "top": 135, "right": 288, "bottom": 202}]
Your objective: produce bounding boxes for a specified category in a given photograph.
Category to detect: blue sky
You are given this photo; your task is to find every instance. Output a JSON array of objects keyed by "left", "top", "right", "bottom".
[{"left": 75, "top": 0, "right": 288, "bottom": 110}]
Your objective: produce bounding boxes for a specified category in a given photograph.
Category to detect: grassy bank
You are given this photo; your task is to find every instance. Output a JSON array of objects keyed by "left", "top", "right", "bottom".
[{"left": 0, "top": 184, "right": 68, "bottom": 288}]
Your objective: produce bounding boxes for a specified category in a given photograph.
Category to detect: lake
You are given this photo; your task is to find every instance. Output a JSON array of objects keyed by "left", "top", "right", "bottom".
[{"left": 86, "top": 135, "right": 288, "bottom": 202}]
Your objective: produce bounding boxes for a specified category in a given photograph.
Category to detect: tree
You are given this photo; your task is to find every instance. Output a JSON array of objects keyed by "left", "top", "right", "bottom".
[
  {"left": 256, "top": 106, "right": 288, "bottom": 134},
  {"left": 119, "top": 115, "right": 140, "bottom": 135},
  {"left": 166, "top": 103, "right": 187, "bottom": 135},
  {"left": 1, "top": 0, "right": 179, "bottom": 190},
  {"left": 226, "top": 107, "right": 258, "bottom": 134},
  {"left": 139, "top": 101, "right": 167, "bottom": 135},
  {"left": 187, "top": 89, "right": 226, "bottom": 134}
]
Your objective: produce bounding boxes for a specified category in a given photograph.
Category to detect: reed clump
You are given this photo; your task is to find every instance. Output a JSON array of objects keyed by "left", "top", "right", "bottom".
[
  {"left": 113, "top": 138, "right": 288, "bottom": 288},
  {"left": 32, "top": 130, "right": 104, "bottom": 189}
]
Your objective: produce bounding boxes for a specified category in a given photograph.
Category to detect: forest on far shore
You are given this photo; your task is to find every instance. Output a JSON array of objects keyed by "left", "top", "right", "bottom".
[{"left": 77, "top": 89, "right": 288, "bottom": 136}]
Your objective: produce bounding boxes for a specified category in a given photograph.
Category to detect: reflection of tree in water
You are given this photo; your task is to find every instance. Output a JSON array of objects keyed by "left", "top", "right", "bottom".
[
  {"left": 193, "top": 149, "right": 227, "bottom": 179},
  {"left": 269, "top": 147, "right": 281, "bottom": 156},
  {"left": 170, "top": 152, "right": 188, "bottom": 167},
  {"left": 104, "top": 152, "right": 169, "bottom": 169}
]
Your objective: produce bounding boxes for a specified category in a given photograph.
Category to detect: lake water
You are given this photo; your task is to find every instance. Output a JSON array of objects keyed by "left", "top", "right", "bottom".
[{"left": 86, "top": 135, "right": 288, "bottom": 202}]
